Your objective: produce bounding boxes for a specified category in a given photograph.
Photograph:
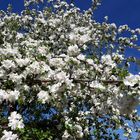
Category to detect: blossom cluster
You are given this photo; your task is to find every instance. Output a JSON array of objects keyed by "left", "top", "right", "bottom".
[{"left": 0, "top": 0, "right": 140, "bottom": 139}]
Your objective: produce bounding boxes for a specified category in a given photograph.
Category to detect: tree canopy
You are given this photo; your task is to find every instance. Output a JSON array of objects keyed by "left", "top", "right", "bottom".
[{"left": 0, "top": 0, "right": 140, "bottom": 139}]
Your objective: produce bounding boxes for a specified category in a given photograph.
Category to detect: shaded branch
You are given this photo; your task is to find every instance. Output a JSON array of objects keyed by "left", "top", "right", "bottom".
[{"left": 37, "top": 78, "right": 123, "bottom": 85}]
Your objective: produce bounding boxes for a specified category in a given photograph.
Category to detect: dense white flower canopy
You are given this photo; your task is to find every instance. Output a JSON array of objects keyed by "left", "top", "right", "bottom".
[{"left": 0, "top": 0, "right": 140, "bottom": 139}]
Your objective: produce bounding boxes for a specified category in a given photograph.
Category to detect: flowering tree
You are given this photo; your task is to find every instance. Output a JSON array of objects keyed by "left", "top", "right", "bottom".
[{"left": 0, "top": 0, "right": 140, "bottom": 139}]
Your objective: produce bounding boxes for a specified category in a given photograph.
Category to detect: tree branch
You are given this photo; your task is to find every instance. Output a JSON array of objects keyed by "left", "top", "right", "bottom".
[{"left": 36, "top": 78, "right": 123, "bottom": 85}]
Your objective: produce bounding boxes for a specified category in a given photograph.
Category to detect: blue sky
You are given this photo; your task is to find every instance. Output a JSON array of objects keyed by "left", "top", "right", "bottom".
[
  {"left": 0, "top": 0, "right": 140, "bottom": 29},
  {"left": 74, "top": 0, "right": 140, "bottom": 28},
  {"left": 0, "top": 0, "right": 140, "bottom": 73}
]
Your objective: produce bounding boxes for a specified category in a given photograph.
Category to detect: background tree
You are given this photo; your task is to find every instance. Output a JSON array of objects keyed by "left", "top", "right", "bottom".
[{"left": 0, "top": 0, "right": 140, "bottom": 139}]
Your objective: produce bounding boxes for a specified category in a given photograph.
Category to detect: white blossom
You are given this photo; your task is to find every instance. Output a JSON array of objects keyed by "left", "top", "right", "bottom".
[
  {"left": 49, "top": 83, "right": 63, "bottom": 93},
  {"left": 8, "top": 111, "right": 24, "bottom": 130},
  {"left": 101, "top": 54, "right": 116, "bottom": 68},
  {"left": 0, "top": 89, "right": 7, "bottom": 103},
  {"left": 15, "top": 58, "right": 30, "bottom": 67},
  {"left": 49, "top": 58, "right": 65, "bottom": 68},
  {"left": 75, "top": 124, "right": 83, "bottom": 138},
  {"left": 0, "top": 69, "right": 5, "bottom": 78},
  {"left": 1, "top": 60, "right": 16, "bottom": 70},
  {"left": 37, "top": 90, "right": 50, "bottom": 104},
  {"left": 124, "top": 74, "right": 140, "bottom": 87},
  {"left": 8, "top": 90, "right": 20, "bottom": 102},
  {"left": 62, "top": 130, "right": 70, "bottom": 140},
  {"left": 90, "top": 81, "right": 105, "bottom": 91},
  {"left": 0, "top": 47, "right": 19, "bottom": 56},
  {"left": 9, "top": 73, "right": 23, "bottom": 83},
  {"left": 1, "top": 130, "right": 18, "bottom": 140},
  {"left": 67, "top": 45, "right": 80, "bottom": 56},
  {"left": 25, "top": 61, "right": 45, "bottom": 74},
  {"left": 55, "top": 71, "right": 68, "bottom": 82},
  {"left": 77, "top": 54, "right": 85, "bottom": 61}
]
